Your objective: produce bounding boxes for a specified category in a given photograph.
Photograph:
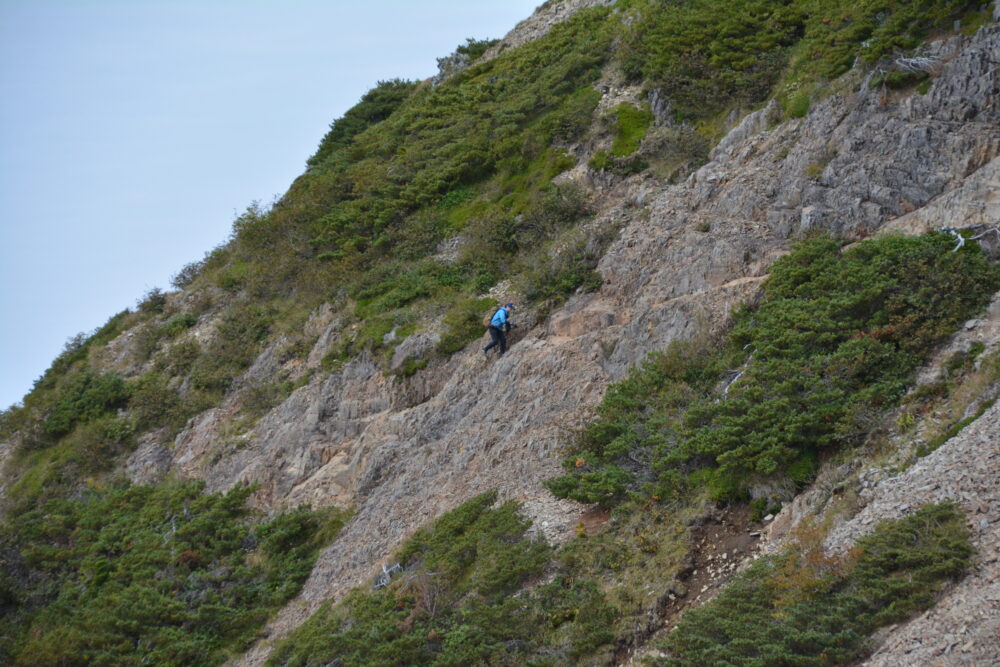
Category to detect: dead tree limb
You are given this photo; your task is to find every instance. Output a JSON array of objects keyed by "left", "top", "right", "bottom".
[
  {"left": 723, "top": 346, "right": 754, "bottom": 399},
  {"left": 941, "top": 225, "right": 1000, "bottom": 252}
]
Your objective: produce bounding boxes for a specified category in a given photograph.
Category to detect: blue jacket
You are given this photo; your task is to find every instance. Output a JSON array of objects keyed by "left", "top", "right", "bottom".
[{"left": 490, "top": 307, "right": 509, "bottom": 329}]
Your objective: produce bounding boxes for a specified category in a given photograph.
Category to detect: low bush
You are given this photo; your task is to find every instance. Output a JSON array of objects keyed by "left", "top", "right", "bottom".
[
  {"left": 549, "top": 233, "right": 1000, "bottom": 504},
  {"left": 437, "top": 297, "right": 496, "bottom": 355},
  {"left": 128, "top": 372, "right": 180, "bottom": 432},
  {"left": 619, "top": 0, "right": 982, "bottom": 122},
  {"left": 137, "top": 287, "right": 168, "bottom": 315},
  {"left": 187, "top": 302, "right": 275, "bottom": 395},
  {"left": 1, "top": 481, "right": 347, "bottom": 665},
  {"left": 268, "top": 492, "right": 616, "bottom": 666},
  {"left": 43, "top": 372, "right": 129, "bottom": 437},
  {"left": 170, "top": 257, "right": 207, "bottom": 289},
  {"left": 660, "top": 503, "right": 974, "bottom": 665},
  {"left": 519, "top": 237, "right": 604, "bottom": 306},
  {"left": 454, "top": 37, "right": 499, "bottom": 62},
  {"left": 240, "top": 380, "right": 297, "bottom": 419},
  {"left": 162, "top": 313, "right": 198, "bottom": 337}
]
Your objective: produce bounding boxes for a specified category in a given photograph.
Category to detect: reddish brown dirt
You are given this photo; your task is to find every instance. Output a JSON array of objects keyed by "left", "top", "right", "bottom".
[
  {"left": 613, "top": 504, "right": 763, "bottom": 665},
  {"left": 580, "top": 506, "right": 611, "bottom": 536}
]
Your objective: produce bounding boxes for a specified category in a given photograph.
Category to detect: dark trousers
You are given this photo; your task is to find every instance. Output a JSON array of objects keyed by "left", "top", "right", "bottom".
[{"left": 484, "top": 326, "right": 507, "bottom": 355}]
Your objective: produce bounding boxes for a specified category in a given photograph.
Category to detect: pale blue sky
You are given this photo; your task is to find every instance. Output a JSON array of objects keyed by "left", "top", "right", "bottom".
[{"left": 0, "top": 0, "right": 541, "bottom": 409}]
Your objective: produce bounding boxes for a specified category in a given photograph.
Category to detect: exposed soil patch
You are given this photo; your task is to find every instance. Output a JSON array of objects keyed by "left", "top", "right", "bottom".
[
  {"left": 616, "top": 504, "right": 764, "bottom": 665},
  {"left": 580, "top": 506, "right": 611, "bottom": 536}
]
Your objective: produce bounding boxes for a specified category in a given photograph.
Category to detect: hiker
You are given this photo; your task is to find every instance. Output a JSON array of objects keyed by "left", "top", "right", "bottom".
[{"left": 484, "top": 303, "right": 515, "bottom": 357}]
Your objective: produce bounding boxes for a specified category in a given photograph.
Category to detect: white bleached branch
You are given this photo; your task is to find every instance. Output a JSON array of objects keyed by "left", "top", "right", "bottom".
[
  {"left": 941, "top": 225, "right": 1000, "bottom": 252},
  {"left": 722, "top": 346, "right": 754, "bottom": 399},
  {"left": 893, "top": 55, "right": 942, "bottom": 73}
]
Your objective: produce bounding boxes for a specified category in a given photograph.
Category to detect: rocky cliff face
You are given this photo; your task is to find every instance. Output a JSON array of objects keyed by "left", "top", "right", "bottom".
[
  {"left": 177, "top": 22, "right": 1000, "bottom": 663},
  {"left": 12, "top": 9, "right": 999, "bottom": 665}
]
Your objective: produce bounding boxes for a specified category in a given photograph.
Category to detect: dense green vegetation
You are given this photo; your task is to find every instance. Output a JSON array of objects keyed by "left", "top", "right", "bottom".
[
  {"left": 619, "top": 0, "right": 986, "bottom": 121},
  {"left": 0, "top": 480, "right": 346, "bottom": 665},
  {"left": 215, "top": 7, "right": 614, "bottom": 309},
  {"left": 270, "top": 495, "right": 975, "bottom": 666},
  {"left": 548, "top": 233, "right": 1000, "bottom": 506},
  {"left": 268, "top": 492, "right": 616, "bottom": 666},
  {"left": 660, "top": 503, "right": 973, "bottom": 665}
]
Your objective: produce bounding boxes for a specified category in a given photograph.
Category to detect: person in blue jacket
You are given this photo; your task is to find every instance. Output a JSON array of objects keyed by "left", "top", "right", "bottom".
[{"left": 484, "top": 303, "right": 515, "bottom": 357}]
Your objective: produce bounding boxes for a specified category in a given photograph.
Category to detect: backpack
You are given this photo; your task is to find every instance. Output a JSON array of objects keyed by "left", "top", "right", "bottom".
[{"left": 483, "top": 307, "right": 500, "bottom": 328}]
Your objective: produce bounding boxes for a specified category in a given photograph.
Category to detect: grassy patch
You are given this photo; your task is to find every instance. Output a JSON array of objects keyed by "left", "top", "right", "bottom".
[{"left": 610, "top": 103, "right": 653, "bottom": 157}]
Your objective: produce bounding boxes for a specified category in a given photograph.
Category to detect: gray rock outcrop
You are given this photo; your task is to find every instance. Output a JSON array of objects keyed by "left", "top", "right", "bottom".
[{"left": 480, "top": 0, "right": 616, "bottom": 62}]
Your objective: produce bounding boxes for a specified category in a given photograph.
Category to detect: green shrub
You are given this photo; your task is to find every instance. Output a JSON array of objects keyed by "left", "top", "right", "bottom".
[
  {"left": 43, "top": 372, "right": 129, "bottom": 437},
  {"left": 437, "top": 298, "right": 496, "bottom": 355},
  {"left": 516, "top": 182, "right": 593, "bottom": 243},
  {"left": 619, "top": 0, "right": 803, "bottom": 120},
  {"left": 29, "top": 311, "right": 131, "bottom": 397},
  {"left": 785, "top": 89, "right": 811, "bottom": 118},
  {"left": 137, "top": 287, "right": 168, "bottom": 314},
  {"left": 680, "top": 233, "right": 998, "bottom": 489},
  {"left": 660, "top": 503, "right": 973, "bottom": 665},
  {"left": 128, "top": 373, "right": 180, "bottom": 431},
  {"left": 619, "top": 0, "right": 980, "bottom": 123},
  {"left": 162, "top": 313, "right": 198, "bottom": 337},
  {"left": 549, "top": 233, "right": 1000, "bottom": 504},
  {"left": 518, "top": 224, "right": 614, "bottom": 312},
  {"left": 589, "top": 148, "right": 613, "bottom": 172},
  {"left": 454, "top": 37, "right": 499, "bottom": 62},
  {"left": 170, "top": 257, "right": 207, "bottom": 289},
  {"left": 187, "top": 303, "right": 274, "bottom": 395},
  {"left": 544, "top": 460, "right": 633, "bottom": 507},
  {"left": 547, "top": 86, "right": 601, "bottom": 144},
  {"left": 308, "top": 79, "right": 418, "bottom": 169},
  {"left": 157, "top": 338, "right": 200, "bottom": 376},
  {"left": 200, "top": 6, "right": 613, "bottom": 315},
  {"left": 2, "top": 481, "right": 346, "bottom": 665},
  {"left": 268, "top": 492, "right": 615, "bottom": 667},
  {"left": 240, "top": 380, "right": 297, "bottom": 419},
  {"left": 395, "top": 356, "right": 429, "bottom": 379}
]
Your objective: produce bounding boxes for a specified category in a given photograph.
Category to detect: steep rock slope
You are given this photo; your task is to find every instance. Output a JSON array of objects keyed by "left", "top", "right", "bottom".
[
  {"left": 219, "top": 22, "right": 1000, "bottom": 662},
  {"left": 840, "top": 401, "right": 1000, "bottom": 666}
]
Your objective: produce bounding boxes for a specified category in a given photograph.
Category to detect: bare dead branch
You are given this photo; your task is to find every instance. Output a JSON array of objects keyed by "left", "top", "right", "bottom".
[
  {"left": 941, "top": 225, "right": 1000, "bottom": 252},
  {"left": 723, "top": 346, "right": 754, "bottom": 399},
  {"left": 372, "top": 561, "right": 402, "bottom": 590},
  {"left": 893, "top": 55, "right": 942, "bottom": 73}
]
